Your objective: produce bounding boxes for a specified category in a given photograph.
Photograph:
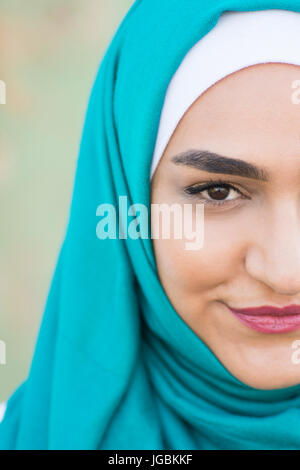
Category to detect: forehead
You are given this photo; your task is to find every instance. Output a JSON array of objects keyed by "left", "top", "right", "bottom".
[{"left": 162, "top": 63, "right": 300, "bottom": 171}]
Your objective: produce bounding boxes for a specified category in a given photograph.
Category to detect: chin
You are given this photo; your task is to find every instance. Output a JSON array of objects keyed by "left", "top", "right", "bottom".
[{"left": 224, "top": 356, "right": 300, "bottom": 390}]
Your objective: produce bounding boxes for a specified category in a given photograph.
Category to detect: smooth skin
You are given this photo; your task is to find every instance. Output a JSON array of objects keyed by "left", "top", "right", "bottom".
[{"left": 151, "top": 63, "right": 300, "bottom": 390}]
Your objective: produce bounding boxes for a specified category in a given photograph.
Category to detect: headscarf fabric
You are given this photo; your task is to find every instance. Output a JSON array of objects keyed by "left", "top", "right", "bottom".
[
  {"left": 1, "top": 0, "right": 300, "bottom": 450},
  {"left": 150, "top": 9, "right": 300, "bottom": 178}
]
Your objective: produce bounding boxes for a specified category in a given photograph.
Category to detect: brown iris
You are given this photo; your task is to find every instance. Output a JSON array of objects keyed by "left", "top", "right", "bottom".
[{"left": 207, "top": 186, "right": 230, "bottom": 200}]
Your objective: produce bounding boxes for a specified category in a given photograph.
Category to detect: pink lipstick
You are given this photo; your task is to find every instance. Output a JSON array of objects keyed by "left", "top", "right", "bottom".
[{"left": 227, "top": 304, "right": 300, "bottom": 333}]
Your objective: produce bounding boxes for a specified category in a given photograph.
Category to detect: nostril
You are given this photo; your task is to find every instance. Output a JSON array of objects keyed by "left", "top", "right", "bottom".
[
  {"left": 245, "top": 244, "right": 300, "bottom": 295},
  {"left": 264, "top": 274, "right": 300, "bottom": 296}
]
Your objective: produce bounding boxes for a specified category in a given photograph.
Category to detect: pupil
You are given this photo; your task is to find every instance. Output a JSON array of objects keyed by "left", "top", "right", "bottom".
[{"left": 208, "top": 186, "right": 229, "bottom": 200}]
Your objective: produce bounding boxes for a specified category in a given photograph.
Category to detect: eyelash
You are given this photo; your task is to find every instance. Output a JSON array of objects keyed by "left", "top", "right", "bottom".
[{"left": 184, "top": 178, "right": 248, "bottom": 207}]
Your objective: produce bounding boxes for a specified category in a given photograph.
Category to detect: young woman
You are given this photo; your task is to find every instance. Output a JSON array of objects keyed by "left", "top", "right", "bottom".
[{"left": 1, "top": 0, "right": 300, "bottom": 450}]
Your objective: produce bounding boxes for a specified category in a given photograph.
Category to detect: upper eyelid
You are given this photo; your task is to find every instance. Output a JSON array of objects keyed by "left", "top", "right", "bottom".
[{"left": 184, "top": 180, "right": 244, "bottom": 194}]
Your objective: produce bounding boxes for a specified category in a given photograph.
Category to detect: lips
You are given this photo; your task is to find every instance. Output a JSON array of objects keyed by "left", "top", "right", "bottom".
[{"left": 227, "top": 304, "right": 300, "bottom": 333}]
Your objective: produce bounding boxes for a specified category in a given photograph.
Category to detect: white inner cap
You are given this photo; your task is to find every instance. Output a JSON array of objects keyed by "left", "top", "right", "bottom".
[{"left": 150, "top": 9, "right": 300, "bottom": 179}]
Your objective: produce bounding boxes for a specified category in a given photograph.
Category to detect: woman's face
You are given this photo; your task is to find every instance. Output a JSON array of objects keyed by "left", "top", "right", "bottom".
[{"left": 151, "top": 63, "right": 300, "bottom": 390}]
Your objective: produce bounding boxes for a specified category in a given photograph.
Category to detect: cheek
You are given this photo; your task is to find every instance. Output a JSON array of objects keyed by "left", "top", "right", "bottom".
[{"left": 153, "top": 216, "right": 249, "bottom": 295}]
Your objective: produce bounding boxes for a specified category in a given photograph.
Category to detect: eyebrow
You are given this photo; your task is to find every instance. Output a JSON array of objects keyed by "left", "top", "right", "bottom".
[{"left": 171, "top": 149, "right": 269, "bottom": 181}]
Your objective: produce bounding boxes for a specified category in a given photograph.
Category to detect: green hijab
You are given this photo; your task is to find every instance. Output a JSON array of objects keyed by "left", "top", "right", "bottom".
[{"left": 1, "top": 0, "right": 300, "bottom": 450}]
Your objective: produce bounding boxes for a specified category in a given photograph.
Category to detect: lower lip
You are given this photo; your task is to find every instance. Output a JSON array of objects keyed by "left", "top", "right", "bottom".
[{"left": 228, "top": 308, "right": 300, "bottom": 334}]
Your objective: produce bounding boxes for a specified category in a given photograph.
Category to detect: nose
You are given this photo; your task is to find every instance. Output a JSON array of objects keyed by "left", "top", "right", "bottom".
[{"left": 245, "top": 202, "right": 300, "bottom": 296}]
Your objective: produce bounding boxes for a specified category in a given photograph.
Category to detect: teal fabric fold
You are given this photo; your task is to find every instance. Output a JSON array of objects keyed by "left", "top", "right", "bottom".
[{"left": 1, "top": 0, "right": 300, "bottom": 450}]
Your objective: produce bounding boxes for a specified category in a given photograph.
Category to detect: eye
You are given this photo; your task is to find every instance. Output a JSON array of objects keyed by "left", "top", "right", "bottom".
[{"left": 184, "top": 179, "right": 248, "bottom": 207}]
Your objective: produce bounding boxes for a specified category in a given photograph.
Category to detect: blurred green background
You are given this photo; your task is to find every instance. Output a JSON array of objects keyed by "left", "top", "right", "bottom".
[{"left": 0, "top": 0, "right": 134, "bottom": 402}]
